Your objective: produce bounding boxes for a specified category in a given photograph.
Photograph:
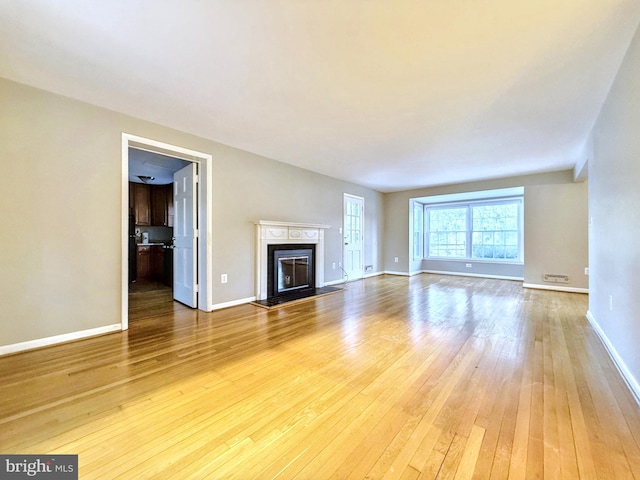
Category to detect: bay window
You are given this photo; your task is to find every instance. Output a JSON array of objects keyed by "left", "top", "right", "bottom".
[{"left": 423, "top": 197, "right": 523, "bottom": 262}]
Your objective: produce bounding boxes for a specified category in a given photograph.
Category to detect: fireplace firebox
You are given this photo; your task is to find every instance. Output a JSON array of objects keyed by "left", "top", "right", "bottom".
[{"left": 267, "top": 244, "right": 315, "bottom": 299}]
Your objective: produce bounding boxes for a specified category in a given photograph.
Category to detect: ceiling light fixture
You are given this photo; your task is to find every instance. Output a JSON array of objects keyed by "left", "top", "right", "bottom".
[{"left": 138, "top": 175, "right": 155, "bottom": 183}]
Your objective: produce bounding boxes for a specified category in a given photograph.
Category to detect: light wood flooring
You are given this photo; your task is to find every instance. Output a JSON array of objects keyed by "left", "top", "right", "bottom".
[{"left": 1, "top": 274, "right": 640, "bottom": 479}]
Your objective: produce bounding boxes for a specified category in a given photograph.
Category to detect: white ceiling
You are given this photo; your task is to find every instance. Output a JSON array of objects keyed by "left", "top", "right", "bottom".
[
  {"left": 1, "top": 1, "right": 639, "bottom": 192},
  {"left": 128, "top": 147, "right": 190, "bottom": 185}
]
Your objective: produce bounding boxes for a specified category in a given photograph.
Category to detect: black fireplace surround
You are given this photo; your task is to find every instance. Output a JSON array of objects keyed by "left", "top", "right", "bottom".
[{"left": 267, "top": 244, "right": 316, "bottom": 299}]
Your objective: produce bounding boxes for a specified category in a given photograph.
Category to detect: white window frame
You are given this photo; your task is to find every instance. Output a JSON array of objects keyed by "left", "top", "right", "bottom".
[
  {"left": 423, "top": 196, "right": 523, "bottom": 263},
  {"left": 412, "top": 201, "right": 424, "bottom": 260}
]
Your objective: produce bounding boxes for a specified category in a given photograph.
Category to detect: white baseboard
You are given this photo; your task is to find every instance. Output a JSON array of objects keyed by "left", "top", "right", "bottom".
[
  {"left": 423, "top": 270, "right": 523, "bottom": 281},
  {"left": 523, "top": 283, "right": 588, "bottom": 294},
  {"left": 384, "top": 270, "right": 411, "bottom": 276},
  {"left": 211, "top": 296, "right": 256, "bottom": 311},
  {"left": 326, "top": 271, "right": 383, "bottom": 284},
  {"left": 325, "top": 270, "right": 383, "bottom": 284},
  {"left": 0, "top": 324, "right": 122, "bottom": 357},
  {"left": 363, "top": 271, "right": 384, "bottom": 279},
  {"left": 586, "top": 310, "right": 640, "bottom": 406}
]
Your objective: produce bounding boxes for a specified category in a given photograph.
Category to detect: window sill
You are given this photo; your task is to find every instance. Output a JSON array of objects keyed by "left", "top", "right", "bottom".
[{"left": 423, "top": 257, "right": 524, "bottom": 266}]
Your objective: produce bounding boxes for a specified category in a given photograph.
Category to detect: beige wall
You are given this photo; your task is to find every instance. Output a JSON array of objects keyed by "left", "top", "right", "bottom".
[
  {"left": 590, "top": 22, "right": 640, "bottom": 392},
  {"left": 383, "top": 171, "right": 589, "bottom": 289},
  {"left": 0, "top": 78, "right": 383, "bottom": 348},
  {"left": 523, "top": 182, "right": 588, "bottom": 289},
  {"left": 0, "top": 74, "right": 593, "bottom": 352}
]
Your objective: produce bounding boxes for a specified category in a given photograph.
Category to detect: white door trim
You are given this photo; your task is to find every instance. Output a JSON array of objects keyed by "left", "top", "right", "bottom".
[{"left": 121, "top": 133, "right": 213, "bottom": 330}]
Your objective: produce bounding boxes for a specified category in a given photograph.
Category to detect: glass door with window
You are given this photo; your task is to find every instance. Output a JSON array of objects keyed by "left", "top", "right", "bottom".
[{"left": 343, "top": 194, "right": 364, "bottom": 281}]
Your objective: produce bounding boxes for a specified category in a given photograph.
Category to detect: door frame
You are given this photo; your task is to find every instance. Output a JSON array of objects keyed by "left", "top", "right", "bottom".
[
  {"left": 121, "top": 133, "right": 213, "bottom": 330},
  {"left": 343, "top": 193, "right": 365, "bottom": 281}
]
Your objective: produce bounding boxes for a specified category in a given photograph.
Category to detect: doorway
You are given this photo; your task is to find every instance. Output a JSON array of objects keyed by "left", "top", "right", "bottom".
[
  {"left": 128, "top": 148, "right": 191, "bottom": 311},
  {"left": 121, "top": 134, "right": 213, "bottom": 330},
  {"left": 343, "top": 193, "right": 364, "bottom": 281}
]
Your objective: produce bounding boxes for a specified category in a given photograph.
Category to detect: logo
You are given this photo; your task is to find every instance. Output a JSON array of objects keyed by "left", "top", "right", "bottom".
[{"left": 1, "top": 455, "right": 77, "bottom": 479}]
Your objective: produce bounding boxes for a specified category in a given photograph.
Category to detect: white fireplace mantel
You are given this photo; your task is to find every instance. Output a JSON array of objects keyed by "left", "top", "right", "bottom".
[{"left": 255, "top": 220, "right": 331, "bottom": 300}]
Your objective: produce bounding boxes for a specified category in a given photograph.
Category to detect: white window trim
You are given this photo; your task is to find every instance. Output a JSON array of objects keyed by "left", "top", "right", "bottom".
[
  {"left": 412, "top": 201, "right": 424, "bottom": 260},
  {"left": 423, "top": 196, "right": 524, "bottom": 263}
]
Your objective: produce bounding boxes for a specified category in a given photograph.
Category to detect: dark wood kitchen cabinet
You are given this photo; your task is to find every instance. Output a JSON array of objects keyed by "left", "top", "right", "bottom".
[
  {"left": 131, "top": 183, "right": 151, "bottom": 226},
  {"left": 151, "top": 246, "right": 164, "bottom": 279},
  {"left": 163, "top": 247, "right": 173, "bottom": 287},
  {"left": 166, "top": 184, "right": 174, "bottom": 227},
  {"left": 131, "top": 182, "right": 173, "bottom": 227},
  {"left": 137, "top": 245, "right": 166, "bottom": 280},
  {"left": 136, "top": 245, "right": 151, "bottom": 279},
  {"left": 151, "top": 185, "right": 173, "bottom": 227}
]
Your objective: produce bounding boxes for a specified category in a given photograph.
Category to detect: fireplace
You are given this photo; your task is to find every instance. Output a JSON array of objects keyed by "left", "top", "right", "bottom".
[
  {"left": 254, "top": 221, "right": 331, "bottom": 302},
  {"left": 268, "top": 244, "right": 315, "bottom": 298}
]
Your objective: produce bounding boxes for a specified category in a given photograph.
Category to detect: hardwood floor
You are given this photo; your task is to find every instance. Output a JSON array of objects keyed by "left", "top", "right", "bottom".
[{"left": 1, "top": 274, "right": 640, "bottom": 479}]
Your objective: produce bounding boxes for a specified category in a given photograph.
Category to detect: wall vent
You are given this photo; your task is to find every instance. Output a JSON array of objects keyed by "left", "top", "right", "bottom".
[{"left": 543, "top": 273, "right": 570, "bottom": 283}]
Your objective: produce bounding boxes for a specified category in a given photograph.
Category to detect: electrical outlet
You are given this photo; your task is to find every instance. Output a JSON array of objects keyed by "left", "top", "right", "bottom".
[
  {"left": 332, "top": 262, "right": 336, "bottom": 269},
  {"left": 585, "top": 267, "right": 589, "bottom": 275},
  {"left": 221, "top": 274, "right": 228, "bottom": 284},
  {"left": 394, "top": 257, "right": 399, "bottom": 263},
  {"left": 466, "top": 263, "right": 472, "bottom": 268},
  {"left": 338, "top": 262, "right": 342, "bottom": 268}
]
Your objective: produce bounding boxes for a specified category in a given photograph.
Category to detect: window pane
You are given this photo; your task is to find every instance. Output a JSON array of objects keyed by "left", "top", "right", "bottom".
[
  {"left": 427, "top": 207, "right": 467, "bottom": 258},
  {"left": 471, "top": 202, "right": 520, "bottom": 261},
  {"left": 425, "top": 198, "right": 521, "bottom": 262},
  {"left": 506, "top": 246, "right": 518, "bottom": 259},
  {"left": 430, "top": 208, "right": 467, "bottom": 231}
]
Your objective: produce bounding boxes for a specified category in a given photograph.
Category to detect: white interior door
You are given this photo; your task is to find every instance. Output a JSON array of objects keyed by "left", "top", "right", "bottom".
[
  {"left": 343, "top": 194, "right": 364, "bottom": 281},
  {"left": 173, "top": 163, "right": 198, "bottom": 307}
]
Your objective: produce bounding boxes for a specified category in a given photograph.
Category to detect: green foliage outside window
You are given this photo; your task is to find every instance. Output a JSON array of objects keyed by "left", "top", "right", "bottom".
[{"left": 423, "top": 199, "right": 522, "bottom": 262}]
